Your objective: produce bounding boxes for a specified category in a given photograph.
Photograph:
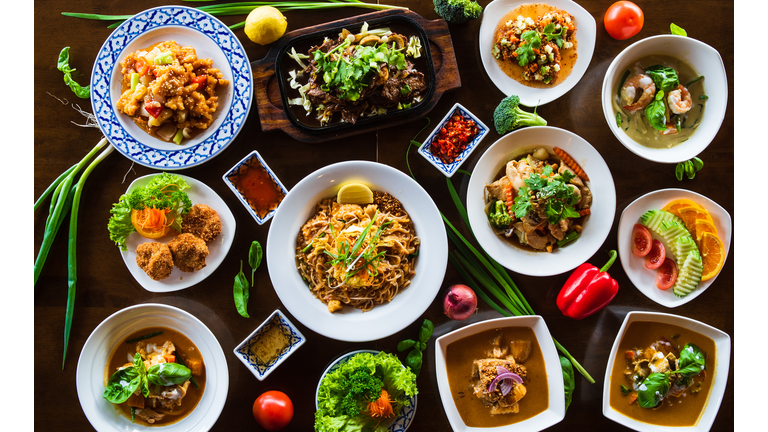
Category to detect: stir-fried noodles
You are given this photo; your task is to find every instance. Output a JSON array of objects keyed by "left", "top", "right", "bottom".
[{"left": 295, "top": 193, "right": 419, "bottom": 313}]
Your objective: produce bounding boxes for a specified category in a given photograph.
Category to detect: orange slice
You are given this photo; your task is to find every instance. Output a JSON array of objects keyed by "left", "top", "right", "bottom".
[
  {"left": 693, "top": 219, "right": 718, "bottom": 243},
  {"left": 699, "top": 232, "right": 725, "bottom": 281},
  {"left": 678, "top": 206, "right": 714, "bottom": 233},
  {"left": 663, "top": 199, "right": 703, "bottom": 218}
]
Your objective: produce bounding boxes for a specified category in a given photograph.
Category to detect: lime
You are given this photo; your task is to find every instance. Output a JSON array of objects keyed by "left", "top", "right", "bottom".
[
  {"left": 337, "top": 183, "right": 374, "bottom": 205},
  {"left": 244, "top": 6, "right": 287, "bottom": 45}
]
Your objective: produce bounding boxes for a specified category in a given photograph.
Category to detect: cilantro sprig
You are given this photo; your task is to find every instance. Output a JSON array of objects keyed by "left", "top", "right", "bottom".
[
  {"left": 512, "top": 166, "right": 580, "bottom": 225},
  {"left": 541, "top": 23, "right": 567, "bottom": 48},
  {"left": 515, "top": 30, "right": 541, "bottom": 66}
]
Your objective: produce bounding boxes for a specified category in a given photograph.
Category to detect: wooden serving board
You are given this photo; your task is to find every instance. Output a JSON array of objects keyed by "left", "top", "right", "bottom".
[{"left": 251, "top": 9, "right": 461, "bottom": 143}]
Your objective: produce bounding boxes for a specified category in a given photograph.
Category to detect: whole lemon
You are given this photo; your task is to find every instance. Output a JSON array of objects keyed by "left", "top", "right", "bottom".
[{"left": 244, "top": 6, "right": 288, "bottom": 45}]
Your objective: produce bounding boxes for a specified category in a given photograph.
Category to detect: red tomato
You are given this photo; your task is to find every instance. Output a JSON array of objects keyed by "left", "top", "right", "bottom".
[
  {"left": 191, "top": 75, "right": 208, "bottom": 86},
  {"left": 253, "top": 391, "right": 293, "bottom": 431},
  {"left": 644, "top": 240, "right": 665, "bottom": 270},
  {"left": 655, "top": 258, "right": 678, "bottom": 290},
  {"left": 604, "top": 1, "right": 644, "bottom": 40},
  {"left": 631, "top": 224, "right": 652, "bottom": 257}
]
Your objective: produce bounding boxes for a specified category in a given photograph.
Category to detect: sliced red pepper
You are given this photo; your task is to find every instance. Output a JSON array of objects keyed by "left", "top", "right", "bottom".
[
  {"left": 556, "top": 250, "right": 619, "bottom": 320},
  {"left": 191, "top": 74, "right": 208, "bottom": 87},
  {"left": 144, "top": 100, "right": 163, "bottom": 118},
  {"left": 135, "top": 58, "right": 148, "bottom": 76}
]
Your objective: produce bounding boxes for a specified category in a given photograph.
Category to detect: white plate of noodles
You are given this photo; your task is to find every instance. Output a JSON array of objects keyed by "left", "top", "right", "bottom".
[{"left": 266, "top": 161, "right": 447, "bottom": 342}]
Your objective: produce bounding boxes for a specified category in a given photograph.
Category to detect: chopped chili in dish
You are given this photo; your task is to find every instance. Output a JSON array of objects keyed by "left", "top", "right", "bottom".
[{"left": 430, "top": 114, "right": 479, "bottom": 164}]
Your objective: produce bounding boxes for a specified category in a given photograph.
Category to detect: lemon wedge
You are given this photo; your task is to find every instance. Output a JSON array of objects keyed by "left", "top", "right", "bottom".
[
  {"left": 337, "top": 183, "right": 374, "bottom": 205},
  {"left": 244, "top": 6, "right": 287, "bottom": 45}
]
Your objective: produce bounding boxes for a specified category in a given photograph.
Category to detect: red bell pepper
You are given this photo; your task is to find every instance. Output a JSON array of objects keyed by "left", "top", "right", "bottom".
[{"left": 557, "top": 250, "right": 619, "bottom": 320}]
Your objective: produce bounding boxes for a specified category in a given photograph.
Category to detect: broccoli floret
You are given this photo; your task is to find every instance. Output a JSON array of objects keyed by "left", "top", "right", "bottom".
[
  {"left": 488, "top": 200, "right": 513, "bottom": 228},
  {"left": 434, "top": 0, "right": 483, "bottom": 24},
  {"left": 493, "top": 95, "right": 548, "bottom": 135}
]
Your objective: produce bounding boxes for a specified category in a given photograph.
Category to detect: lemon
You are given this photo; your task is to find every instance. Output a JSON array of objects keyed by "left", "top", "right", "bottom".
[
  {"left": 337, "top": 183, "right": 374, "bottom": 205},
  {"left": 244, "top": 6, "right": 287, "bottom": 45}
]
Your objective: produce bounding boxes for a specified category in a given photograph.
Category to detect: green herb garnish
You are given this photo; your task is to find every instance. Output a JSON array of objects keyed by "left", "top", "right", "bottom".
[
  {"left": 57, "top": 47, "right": 90, "bottom": 98},
  {"left": 233, "top": 260, "right": 250, "bottom": 318},
  {"left": 515, "top": 30, "right": 541, "bottom": 66},
  {"left": 396, "top": 319, "right": 433, "bottom": 376}
]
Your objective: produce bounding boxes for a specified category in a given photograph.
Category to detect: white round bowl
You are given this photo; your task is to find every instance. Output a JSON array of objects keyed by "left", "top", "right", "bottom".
[
  {"left": 266, "top": 161, "right": 448, "bottom": 341},
  {"left": 76, "top": 303, "right": 228, "bottom": 431},
  {"left": 601, "top": 35, "right": 727, "bottom": 163},
  {"left": 479, "top": 0, "right": 596, "bottom": 107},
  {"left": 467, "top": 126, "right": 616, "bottom": 276}
]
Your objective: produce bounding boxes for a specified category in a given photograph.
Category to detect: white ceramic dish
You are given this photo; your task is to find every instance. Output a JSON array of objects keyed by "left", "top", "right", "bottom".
[
  {"left": 222, "top": 150, "right": 288, "bottom": 225},
  {"left": 91, "top": 5, "right": 252, "bottom": 169},
  {"left": 617, "top": 188, "right": 731, "bottom": 308},
  {"left": 478, "top": 0, "right": 596, "bottom": 106},
  {"left": 315, "top": 350, "right": 417, "bottom": 431},
  {"left": 418, "top": 103, "right": 490, "bottom": 178},
  {"left": 76, "top": 303, "right": 228, "bottom": 431},
  {"left": 266, "top": 161, "right": 447, "bottom": 341},
  {"left": 233, "top": 310, "right": 305, "bottom": 381},
  {"left": 119, "top": 174, "right": 236, "bottom": 292},
  {"left": 602, "top": 311, "right": 730, "bottom": 432},
  {"left": 601, "top": 35, "right": 727, "bottom": 163},
  {"left": 434, "top": 316, "right": 565, "bottom": 432},
  {"left": 467, "top": 126, "right": 616, "bottom": 276}
]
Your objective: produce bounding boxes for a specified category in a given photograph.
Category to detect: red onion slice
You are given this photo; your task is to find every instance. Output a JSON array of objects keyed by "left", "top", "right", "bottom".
[{"left": 488, "top": 366, "right": 524, "bottom": 396}]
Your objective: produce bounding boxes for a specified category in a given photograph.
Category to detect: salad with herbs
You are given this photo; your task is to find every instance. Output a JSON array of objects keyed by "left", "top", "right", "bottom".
[{"left": 315, "top": 351, "right": 418, "bottom": 432}]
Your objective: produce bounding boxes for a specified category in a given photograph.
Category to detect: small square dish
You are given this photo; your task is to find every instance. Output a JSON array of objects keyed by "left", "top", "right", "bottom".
[
  {"left": 602, "top": 311, "right": 730, "bottom": 432},
  {"left": 223, "top": 150, "right": 288, "bottom": 225},
  {"left": 418, "top": 103, "right": 489, "bottom": 178},
  {"left": 233, "top": 310, "right": 305, "bottom": 381},
  {"left": 434, "top": 315, "right": 564, "bottom": 431}
]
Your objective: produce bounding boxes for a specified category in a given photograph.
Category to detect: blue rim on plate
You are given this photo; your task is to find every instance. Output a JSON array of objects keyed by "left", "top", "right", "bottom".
[
  {"left": 91, "top": 6, "right": 252, "bottom": 169},
  {"left": 233, "top": 310, "right": 305, "bottom": 381},
  {"left": 418, "top": 103, "right": 489, "bottom": 178},
  {"left": 222, "top": 150, "right": 288, "bottom": 225},
  {"left": 315, "top": 350, "right": 417, "bottom": 432}
]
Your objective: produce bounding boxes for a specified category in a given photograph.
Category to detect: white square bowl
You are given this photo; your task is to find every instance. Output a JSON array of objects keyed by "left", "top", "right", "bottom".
[
  {"left": 602, "top": 311, "right": 731, "bottom": 431},
  {"left": 222, "top": 150, "right": 288, "bottom": 225},
  {"left": 434, "top": 315, "right": 565, "bottom": 431},
  {"left": 233, "top": 310, "right": 305, "bottom": 381},
  {"left": 418, "top": 103, "right": 490, "bottom": 178}
]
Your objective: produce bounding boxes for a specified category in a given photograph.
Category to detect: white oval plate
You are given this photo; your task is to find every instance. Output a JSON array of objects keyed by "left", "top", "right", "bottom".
[
  {"left": 315, "top": 350, "right": 417, "bottom": 431},
  {"left": 76, "top": 303, "right": 229, "bottom": 432},
  {"left": 434, "top": 316, "right": 565, "bottom": 432},
  {"left": 617, "top": 188, "right": 731, "bottom": 308},
  {"left": 467, "top": 126, "right": 616, "bottom": 276},
  {"left": 266, "top": 161, "right": 448, "bottom": 342},
  {"left": 478, "top": 0, "right": 596, "bottom": 106},
  {"left": 91, "top": 5, "right": 252, "bottom": 169},
  {"left": 119, "top": 174, "right": 236, "bottom": 292},
  {"left": 602, "top": 311, "right": 731, "bottom": 432}
]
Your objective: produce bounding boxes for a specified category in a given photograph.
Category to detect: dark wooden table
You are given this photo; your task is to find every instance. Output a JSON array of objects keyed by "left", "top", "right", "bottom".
[{"left": 34, "top": 1, "right": 734, "bottom": 430}]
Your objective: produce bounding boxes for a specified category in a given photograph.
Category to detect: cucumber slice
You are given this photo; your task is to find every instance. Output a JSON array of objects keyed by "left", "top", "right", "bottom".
[
  {"left": 673, "top": 235, "right": 699, "bottom": 264},
  {"left": 673, "top": 250, "right": 703, "bottom": 297},
  {"left": 639, "top": 209, "right": 683, "bottom": 232},
  {"left": 659, "top": 220, "right": 688, "bottom": 244}
]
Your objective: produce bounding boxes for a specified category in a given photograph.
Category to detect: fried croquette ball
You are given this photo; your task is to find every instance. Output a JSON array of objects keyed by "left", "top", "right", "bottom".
[
  {"left": 136, "top": 242, "right": 174, "bottom": 280},
  {"left": 182, "top": 204, "right": 222, "bottom": 242},
  {"left": 168, "top": 233, "right": 209, "bottom": 272}
]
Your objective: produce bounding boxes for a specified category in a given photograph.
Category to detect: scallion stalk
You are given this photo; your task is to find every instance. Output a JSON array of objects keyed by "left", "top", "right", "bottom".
[{"left": 34, "top": 164, "right": 77, "bottom": 211}]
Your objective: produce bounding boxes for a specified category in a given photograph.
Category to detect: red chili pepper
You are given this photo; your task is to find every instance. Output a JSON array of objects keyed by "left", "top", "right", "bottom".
[
  {"left": 556, "top": 250, "right": 619, "bottom": 320},
  {"left": 191, "top": 75, "right": 208, "bottom": 87},
  {"left": 135, "top": 58, "right": 148, "bottom": 76},
  {"left": 144, "top": 100, "right": 163, "bottom": 118}
]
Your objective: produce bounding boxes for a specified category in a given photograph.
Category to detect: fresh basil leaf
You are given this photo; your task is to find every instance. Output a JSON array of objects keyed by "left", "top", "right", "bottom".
[
  {"left": 645, "top": 65, "right": 680, "bottom": 93},
  {"left": 637, "top": 372, "right": 669, "bottom": 408},
  {"left": 133, "top": 353, "right": 150, "bottom": 397},
  {"left": 419, "top": 319, "right": 434, "bottom": 343},
  {"left": 147, "top": 362, "right": 192, "bottom": 386},
  {"left": 102, "top": 366, "right": 141, "bottom": 404},
  {"left": 670, "top": 23, "right": 687, "bottom": 36},
  {"left": 397, "top": 339, "right": 417, "bottom": 352},
  {"left": 406, "top": 349, "right": 423, "bottom": 376},
  {"left": 559, "top": 355, "right": 575, "bottom": 412},
  {"left": 249, "top": 240, "right": 263, "bottom": 287},
  {"left": 57, "top": 47, "right": 90, "bottom": 99},
  {"left": 644, "top": 96, "right": 667, "bottom": 132},
  {"left": 234, "top": 260, "right": 250, "bottom": 318},
  {"left": 677, "top": 343, "right": 706, "bottom": 378},
  {"left": 675, "top": 163, "right": 685, "bottom": 181}
]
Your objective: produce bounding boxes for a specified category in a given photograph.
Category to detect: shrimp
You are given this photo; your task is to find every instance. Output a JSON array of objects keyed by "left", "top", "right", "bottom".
[
  {"left": 667, "top": 84, "right": 692, "bottom": 114},
  {"left": 621, "top": 74, "right": 656, "bottom": 113}
]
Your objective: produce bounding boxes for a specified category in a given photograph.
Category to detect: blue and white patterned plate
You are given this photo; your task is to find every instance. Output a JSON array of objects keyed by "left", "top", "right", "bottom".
[
  {"left": 418, "top": 103, "right": 489, "bottom": 178},
  {"left": 315, "top": 350, "right": 417, "bottom": 432},
  {"left": 91, "top": 6, "right": 252, "bottom": 170},
  {"left": 233, "top": 310, "right": 306, "bottom": 381}
]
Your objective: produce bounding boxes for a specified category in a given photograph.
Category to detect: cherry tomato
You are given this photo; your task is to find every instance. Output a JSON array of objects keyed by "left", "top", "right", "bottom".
[
  {"left": 655, "top": 258, "right": 678, "bottom": 290},
  {"left": 253, "top": 391, "right": 293, "bottom": 431},
  {"left": 604, "top": 1, "right": 644, "bottom": 40},
  {"left": 631, "top": 224, "right": 652, "bottom": 257},
  {"left": 644, "top": 240, "right": 666, "bottom": 270}
]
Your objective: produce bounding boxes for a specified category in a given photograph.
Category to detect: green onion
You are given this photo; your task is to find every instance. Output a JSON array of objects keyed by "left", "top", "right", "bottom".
[
  {"left": 34, "top": 164, "right": 77, "bottom": 212},
  {"left": 126, "top": 330, "right": 164, "bottom": 344},
  {"left": 684, "top": 75, "right": 703, "bottom": 88},
  {"left": 557, "top": 231, "right": 579, "bottom": 247},
  {"left": 131, "top": 407, "right": 135, "bottom": 423},
  {"left": 130, "top": 72, "right": 139, "bottom": 92},
  {"left": 700, "top": 95, "right": 708, "bottom": 100},
  {"left": 173, "top": 128, "right": 184, "bottom": 145}
]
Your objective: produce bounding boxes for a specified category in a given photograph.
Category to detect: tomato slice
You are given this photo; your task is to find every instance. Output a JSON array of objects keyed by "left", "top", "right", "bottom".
[
  {"left": 604, "top": 1, "right": 644, "bottom": 40},
  {"left": 631, "top": 224, "right": 652, "bottom": 257},
  {"left": 644, "top": 239, "right": 665, "bottom": 270},
  {"left": 655, "top": 258, "right": 678, "bottom": 290}
]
